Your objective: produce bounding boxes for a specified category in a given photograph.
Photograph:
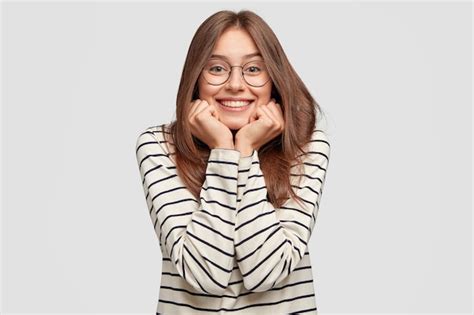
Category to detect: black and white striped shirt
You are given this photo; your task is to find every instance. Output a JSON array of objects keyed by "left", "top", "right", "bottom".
[{"left": 135, "top": 123, "right": 330, "bottom": 314}]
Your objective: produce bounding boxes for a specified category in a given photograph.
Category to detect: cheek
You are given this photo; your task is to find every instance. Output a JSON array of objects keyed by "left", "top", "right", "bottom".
[
  {"left": 258, "top": 87, "right": 273, "bottom": 104},
  {"left": 248, "top": 105, "right": 258, "bottom": 118},
  {"left": 199, "top": 84, "right": 220, "bottom": 98},
  {"left": 197, "top": 78, "right": 211, "bottom": 96}
]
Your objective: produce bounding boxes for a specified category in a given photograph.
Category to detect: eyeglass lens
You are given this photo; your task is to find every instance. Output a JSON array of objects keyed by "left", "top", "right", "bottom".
[{"left": 202, "top": 59, "right": 270, "bottom": 87}]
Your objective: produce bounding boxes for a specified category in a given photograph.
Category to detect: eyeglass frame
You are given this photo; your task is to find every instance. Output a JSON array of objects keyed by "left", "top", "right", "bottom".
[{"left": 201, "top": 58, "right": 271, "bottom": 88}]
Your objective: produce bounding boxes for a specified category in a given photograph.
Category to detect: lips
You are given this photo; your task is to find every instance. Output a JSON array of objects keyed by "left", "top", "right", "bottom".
[
  {"left": 216, "top": 98, "right": 254, "bottom": 103},
  {"left": 216, "top": 99, "right": 254, "bottom": 112}
]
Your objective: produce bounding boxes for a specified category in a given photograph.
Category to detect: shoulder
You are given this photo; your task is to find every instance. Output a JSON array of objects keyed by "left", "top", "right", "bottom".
[
  {"left": 312, "top": 128, "right": 330, "bottom": 148},
  {"left": 136, "top": 125, "right": 159, "bottom": 146},
  {"left": 307, "top": 128, "right": 331, "bottom": 163},
  {"left": 135, "top": 123, "right": 170, "bottom": 158},
  {"left": 136, "top": 122, "right": 172, "bottom": 143}
]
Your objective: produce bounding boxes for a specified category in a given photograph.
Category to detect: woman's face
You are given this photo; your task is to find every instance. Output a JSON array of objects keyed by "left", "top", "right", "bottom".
[{"left": 197, "top": 27, "right": 273, "bottom": 132}]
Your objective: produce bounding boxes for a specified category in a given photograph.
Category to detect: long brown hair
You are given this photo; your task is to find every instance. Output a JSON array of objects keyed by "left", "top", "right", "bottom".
[{"left": 167, "top": 9, "right": 324, "bottom": 208}]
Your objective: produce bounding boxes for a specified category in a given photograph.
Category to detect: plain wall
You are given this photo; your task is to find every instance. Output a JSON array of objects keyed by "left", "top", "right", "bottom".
[{"left": 2, "top": 1, "right": 471, "bottom": 313}]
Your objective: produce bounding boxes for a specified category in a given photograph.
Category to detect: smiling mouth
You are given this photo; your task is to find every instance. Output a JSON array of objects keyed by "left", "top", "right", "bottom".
[
  {"left": 216, "top": 100, "right": 254, "bottom": 112},
  {"left": 217, "top": 100, "right": 254, "bottom": 108}
]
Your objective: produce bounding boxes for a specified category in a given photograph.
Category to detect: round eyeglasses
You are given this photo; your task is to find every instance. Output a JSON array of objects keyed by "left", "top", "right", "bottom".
[{"left": 201, "top": 59, "right": 271, "bottom": 87}]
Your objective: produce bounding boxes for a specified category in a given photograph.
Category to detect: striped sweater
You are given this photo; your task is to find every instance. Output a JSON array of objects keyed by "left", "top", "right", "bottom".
[{"left": 135, "top": 123, "right": 331, "bottom": 314}]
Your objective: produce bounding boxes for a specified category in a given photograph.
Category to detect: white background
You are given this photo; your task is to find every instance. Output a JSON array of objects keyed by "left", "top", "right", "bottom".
[{"left": 2, "top": 1, "right": 472, "bottom": 313}]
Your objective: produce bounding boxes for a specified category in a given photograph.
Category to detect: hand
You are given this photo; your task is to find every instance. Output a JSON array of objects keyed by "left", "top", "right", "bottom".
[
  {"left": 188, "top": 99, "right": 234, "bottom": 149},
  {"left": 235, "top": 98, "right": 285, "bottom": 153}
]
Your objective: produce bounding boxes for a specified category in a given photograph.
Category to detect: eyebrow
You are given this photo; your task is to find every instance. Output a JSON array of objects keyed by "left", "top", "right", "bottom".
[{"left": 209, "top": 52, "right": 262, "bottom": 61}]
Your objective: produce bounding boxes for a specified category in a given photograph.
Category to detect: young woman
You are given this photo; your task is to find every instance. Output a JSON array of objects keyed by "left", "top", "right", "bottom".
[{"left": 135, "top": 9, "right": 331, "bottom": 314}]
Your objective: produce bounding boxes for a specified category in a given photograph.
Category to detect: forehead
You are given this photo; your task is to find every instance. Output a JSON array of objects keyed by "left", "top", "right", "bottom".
[{"left": 211, "top": 28, "right": 261, "bottom": 62}]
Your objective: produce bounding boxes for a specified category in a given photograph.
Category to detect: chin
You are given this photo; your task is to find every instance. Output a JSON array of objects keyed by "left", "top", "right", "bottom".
[
  {"left": 221, "top": 117, "right": 249, "bottom": 131},
  {"left": 220, "top": 117, "right": 249, "bottom": 130}
]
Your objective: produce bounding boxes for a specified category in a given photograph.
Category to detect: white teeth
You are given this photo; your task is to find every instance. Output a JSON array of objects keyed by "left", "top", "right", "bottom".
[{"left": 219, "top": 100, "right": 251, "bottom": 107}]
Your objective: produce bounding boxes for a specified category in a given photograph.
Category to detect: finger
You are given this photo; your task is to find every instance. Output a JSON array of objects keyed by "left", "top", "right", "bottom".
[
  {"left": 207, "top": 104, "right": 220, "bottom": 120},
  {"left": 196, "top": 101, "right": 221, "bottom": 123},
  {"left": 258, "top": 105, "right": 274, "bottom": 128},
  {"left": 266, "top": 102, "right": 285, "bottom": 128},
  {"left": 188, "top": 99, "right": 203, "bottom": 118},
  {"left": 271, "top": 100, "right": 284, "bottom": 117},
  {"left": 192, "top": 100, "right": 211, "bottom": 120},
  {"left": 263, "top": 101, "right": 279, "bottom": 121},
  {"left": 260, "top": 104, "right": 278, "bottom": 127},
  {"left": 252, "top": 104, "right": 266, "bottom": 122},
  {"left": 249, "top": 104, "right": 262, "bottom": 123},
  {"left": 249, "top": 109, "right": 258, "bottom": 123}
]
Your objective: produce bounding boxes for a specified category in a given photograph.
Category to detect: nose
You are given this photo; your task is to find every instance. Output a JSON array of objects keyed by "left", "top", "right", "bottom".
[{"left": 226, "top": 67, "right": 245, "bottom": 90}]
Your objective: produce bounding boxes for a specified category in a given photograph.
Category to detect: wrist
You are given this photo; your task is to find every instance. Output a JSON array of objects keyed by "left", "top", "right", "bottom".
[
  {"left": 235, "top": 140, "right": 253, "bottom": 157},
  {"left": 213, "top": 142, "right": 235, "bottom": 150}
]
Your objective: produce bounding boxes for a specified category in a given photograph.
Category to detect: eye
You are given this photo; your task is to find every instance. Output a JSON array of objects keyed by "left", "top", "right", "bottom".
[
  {"left": 209, "top": 66, "right": 225, "bottom": 73},
  {"left": 244, "top": 60, "right": 265, "bottom": 74},
  {"left": 247, "top": 66, "right": 260, "bottom": 73}
]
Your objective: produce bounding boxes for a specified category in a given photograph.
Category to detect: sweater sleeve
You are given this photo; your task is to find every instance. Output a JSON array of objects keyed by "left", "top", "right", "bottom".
[
  {"left": 135, "top": 128, "right": 241, "bottom": 295},
  {"left": 235, "top": 129, "right": 331, "bottom": 292}
]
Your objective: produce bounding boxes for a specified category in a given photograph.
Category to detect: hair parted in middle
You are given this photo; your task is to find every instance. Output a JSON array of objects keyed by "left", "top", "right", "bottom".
[{"left": 165, "top": 9, "right": 323, "bottom": 208}]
